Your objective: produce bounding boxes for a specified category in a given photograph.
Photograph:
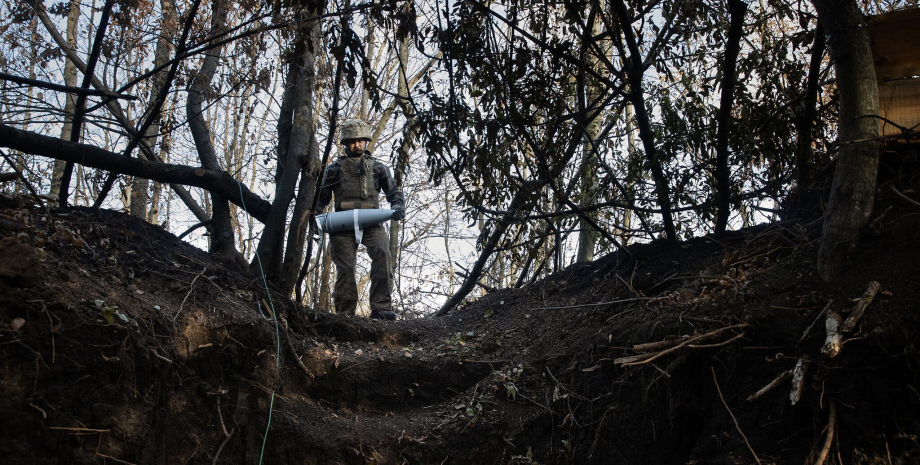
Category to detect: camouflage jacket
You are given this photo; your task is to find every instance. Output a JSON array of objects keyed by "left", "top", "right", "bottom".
[{"left": 316, "top": 152, "right": 404, "bottom": 212}]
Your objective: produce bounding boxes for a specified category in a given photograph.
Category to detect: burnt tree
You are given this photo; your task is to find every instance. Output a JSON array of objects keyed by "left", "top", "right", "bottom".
[{"left": 812, "top": 0, "right": 880, "bottom": 282}]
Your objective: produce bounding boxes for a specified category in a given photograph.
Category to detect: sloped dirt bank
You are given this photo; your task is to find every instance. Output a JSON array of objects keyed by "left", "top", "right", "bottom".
[{"left": 1, "top": 187, "right": 919, "bottom": 464}]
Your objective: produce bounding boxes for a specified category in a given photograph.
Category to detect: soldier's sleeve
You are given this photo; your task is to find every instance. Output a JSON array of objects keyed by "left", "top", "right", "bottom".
[
  {"left": 316, "top": 162, "right": 339, "bottom": 212},
  {"left": 374, "top": 161, "right": 404, "bottom": 209}
]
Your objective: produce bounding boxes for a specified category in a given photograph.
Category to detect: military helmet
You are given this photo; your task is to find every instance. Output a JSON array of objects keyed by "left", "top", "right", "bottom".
[{"left": 339, "top": 119, "right": 373, "bottom": 144}]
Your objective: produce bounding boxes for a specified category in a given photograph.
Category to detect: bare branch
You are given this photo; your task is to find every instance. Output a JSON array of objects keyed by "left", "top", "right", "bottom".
[
  {"left": 0, "top": 72, "right": 136, "bottom": 100},
  {"left": 0, "top": 124, "right": 271, "bottom": 221}
]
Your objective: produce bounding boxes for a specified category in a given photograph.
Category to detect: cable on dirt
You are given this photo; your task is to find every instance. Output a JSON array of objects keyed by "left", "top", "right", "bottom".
[{"left": 236, "top": 180, "right": 281, "bottom": 465}]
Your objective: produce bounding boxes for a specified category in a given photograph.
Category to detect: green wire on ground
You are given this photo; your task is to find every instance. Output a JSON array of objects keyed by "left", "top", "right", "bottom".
[{"left": 236, "top": 181, "right": 281, "bottom": 465}]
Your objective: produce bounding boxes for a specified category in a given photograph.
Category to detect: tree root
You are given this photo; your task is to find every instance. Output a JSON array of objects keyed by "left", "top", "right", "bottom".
[{"left": 616, "top": 324, "right": 748, "bottom": 366}]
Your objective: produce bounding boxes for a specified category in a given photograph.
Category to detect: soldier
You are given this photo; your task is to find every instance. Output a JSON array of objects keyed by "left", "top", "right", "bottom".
[{"left": 316, "top": 119, "right": 405, "bottom": 320}]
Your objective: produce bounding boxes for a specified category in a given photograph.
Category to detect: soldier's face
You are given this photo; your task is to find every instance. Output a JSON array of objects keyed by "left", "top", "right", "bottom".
[{"left": 346, "top": 139, "right": 367, "bottom": 155}]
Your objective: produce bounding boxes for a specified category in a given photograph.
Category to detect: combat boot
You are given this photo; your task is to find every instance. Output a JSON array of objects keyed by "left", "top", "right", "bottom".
[{"left": 370, "top": 310, "right": 396, "bottom": 320}]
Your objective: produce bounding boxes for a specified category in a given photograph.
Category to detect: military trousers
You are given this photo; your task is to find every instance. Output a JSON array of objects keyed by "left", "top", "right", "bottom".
[{"left": 329, "top": 224, "right": 392, "bottom": 315}]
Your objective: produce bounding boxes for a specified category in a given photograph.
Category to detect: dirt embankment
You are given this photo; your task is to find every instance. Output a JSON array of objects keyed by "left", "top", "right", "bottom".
[{"left": 1, "top": 184, "right": 919, "bottom": 464}]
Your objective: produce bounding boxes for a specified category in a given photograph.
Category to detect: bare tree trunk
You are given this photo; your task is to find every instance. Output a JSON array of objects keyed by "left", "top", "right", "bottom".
[
  {"left": 813, "top": 0, "right": 879, "bottom": 282},
  {"left": 359, "top": 6, "right": 374, "bottom": 120},
  {"left": 49, "top": 0, "right": 81, "bottom": 204},
  {"left": 317, "top": 241, "right": 332, "bottom": 310},
  {"left": 132, "top": 0, "right": 177, "bottom": 220},
  {"left": 443, "top": 186, "right": 454, "bottom": 294},
  {"left": 256, "top": 4, "right": 324, "bottom": 284},
  {"left": 280, "top": 136, "right": 320, "bottom": 294},
  {"left": 187, "top": 0, "right": 236, "bottom": 260},
  {"left": 278, "top": 12, "right": 324, "bottom": 294},
  {"left": 514, "top": 222, "right": 552, "bottom": 288},
  {"left": 713, "top": 0, "right": 747, "bottom": 235},
  {"left": 612, "top": 0, "right": 676, "bottom": 241},
  {"left": 18, "top": 16, "right": 40, "bottom": 192},
  {"left": 148, "top": 92, "right": 178, "bottom": 224},
  {"left": 576, "top": 6, "right": 605, "bottom": 262},
  {"left": 796, "top": 22, "right": 826, "bottom": 190},
  {"left": 388, "top": 14, "right": 421, "bottom": 295},
  {"left": 621, "top": 102, "right": 638, "bottom": 246}
]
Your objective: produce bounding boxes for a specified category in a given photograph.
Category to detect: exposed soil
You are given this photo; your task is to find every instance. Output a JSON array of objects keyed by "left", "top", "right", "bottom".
[{"left": 1, "top": 165, "right": 919, "bottom": 464}]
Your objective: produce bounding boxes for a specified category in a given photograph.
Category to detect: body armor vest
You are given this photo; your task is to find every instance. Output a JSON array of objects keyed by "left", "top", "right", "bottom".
[{"left": 334, "top": 156, "right": 378, "bottom": 211}]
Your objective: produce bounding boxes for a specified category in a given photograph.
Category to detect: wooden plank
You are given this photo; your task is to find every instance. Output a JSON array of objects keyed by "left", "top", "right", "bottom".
[
  {"left": 878, "top": 78, "right": 920, "bottom": 137},
  {"left": 868, "top": 8, "right": 920, "bottom": 81}
]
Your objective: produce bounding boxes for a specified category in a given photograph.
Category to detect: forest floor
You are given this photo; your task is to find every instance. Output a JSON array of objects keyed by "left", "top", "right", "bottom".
[{"left": 1, "top": 172, "right": 920, "bottom": 464}]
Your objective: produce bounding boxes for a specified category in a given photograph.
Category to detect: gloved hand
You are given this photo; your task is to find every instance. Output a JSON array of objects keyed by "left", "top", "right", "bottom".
[{"left": 392, "top": 206, "right": 405, "bottom": 221}]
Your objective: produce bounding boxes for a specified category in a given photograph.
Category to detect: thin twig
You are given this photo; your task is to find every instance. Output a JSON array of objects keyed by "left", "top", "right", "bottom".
[
  {"left": 890, "top": 186, "right": 920, "bottom": 207},
  {"left": 49, "top": 427, "right": 110, "bottom": 434},
  {"left": 615, "top": 273, "right": 641, "bottom": 297},
  {"left": 870, "top": 205, "right": 894, "bottom": 229},
  {"left": 517, "top": 392, "right": 556, "bottom": 416},
  {"left": 634, "top": 336, "right": 685, "bottom": 352},
  {"left": 649, "top": 363, "right": 671, "bottom": 379},
  {"left": 618, "top": 324, "right": 748, "bottom": 366},
  {"left": 688, "top": 332, "right": 747, "bottom": 348},
  {"left": 712, "top": 368, "right": 762, "bottom": 465},
  {"left": 605, "top": 309, "right": 635, "bottom": 322},
  {"left": 589, "top": 405, "right": 616, "bottom": 458},
  {"left": 339, "top": 359, "right": 374, "bottom": 373},
  {"left": 213, "top": 396, "right": 234, "bottom": 465},
  {"left": 532, "top": 297, "right": 656, "bottom": 311},
  {"left": 38, "top": 301, "right": 55, "bottom": 364},
  {"left": 95, "top": 453, "right": 136, "bottom": 465},
  {"left": 612, "top": 352, "right": 656, "bottom": 365},
  {"left": 212, "top": 429, "right": 234, "bottom": 465},
  {"left": 28, "top": 402, "right": 47, "bottom": 418},
  {"left": 546, "top": 366, "right": 590, "bottom": 402},
  {"left": 747, "top": 370, "right": 793, "bottom": 402},
  {"left": 799, "top": 300, "right": 833, "bottom": 345},
  {"left": 645, "top": 271, "right": 679, "bottom": 294},
  {"left": 149, "top": 349, "right": 174, "bottom": 364},
  {"left": 173, "top": 268, "right": 207, "bottom": 321},
  {"left": 280, "top": 316, "right": 312, "bottom": 377},
  {"left": 217, "top": 396, "right": 230, "bottom": 438}
]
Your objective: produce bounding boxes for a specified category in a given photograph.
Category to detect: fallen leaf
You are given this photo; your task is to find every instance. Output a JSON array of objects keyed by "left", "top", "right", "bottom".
[{"left": 101, "top": 306, "right": 116, "bottom": 324}]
